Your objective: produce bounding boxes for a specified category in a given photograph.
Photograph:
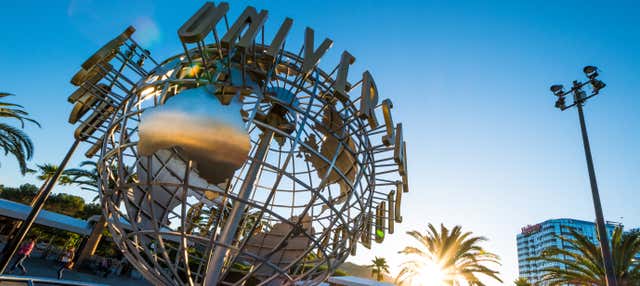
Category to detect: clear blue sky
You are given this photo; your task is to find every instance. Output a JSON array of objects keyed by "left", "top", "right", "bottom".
[{"left": 1, "top": 1, "right": 639, "bottom": 284}]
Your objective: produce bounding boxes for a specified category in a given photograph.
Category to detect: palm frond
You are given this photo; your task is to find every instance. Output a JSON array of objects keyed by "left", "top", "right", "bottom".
[
  {"left": 0, "top": 94, "right": 40, "bottom": 174},
  {"left": 0, "top": 123, "right": 35, "bottom": 174},
  {"left": 529, "top": 227, "right": 640, "bottom": 285},
  {"left": 397, "top": 223, "right": 502, "bottom": 285}
]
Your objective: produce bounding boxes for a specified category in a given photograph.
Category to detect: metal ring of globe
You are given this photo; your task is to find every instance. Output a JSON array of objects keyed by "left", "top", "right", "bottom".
[{"left": 65, "top": 2, "right": 409, "bottom": 285}]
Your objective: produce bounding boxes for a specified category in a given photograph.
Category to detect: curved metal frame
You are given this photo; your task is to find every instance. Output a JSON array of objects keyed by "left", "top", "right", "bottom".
[{"left": 62, "top": 5, "right": 407, "bottom": 286}]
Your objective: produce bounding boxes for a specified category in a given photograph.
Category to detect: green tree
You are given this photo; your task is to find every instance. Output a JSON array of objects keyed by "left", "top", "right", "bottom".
[
  {"left": 64, "top": 160, "right": 134, "bottom": 201},
  {"left": 45, "top": 193, "right": 86, "bottom": 217},
  {"left": 397, "top": 223, "right": 502, "bottom": 286},
  {"left": 530, "top": 227, "right": 640, "bottom": 286},
  {"left": 0, "top": 183, "right": 38, "bottom": 204},
  {"left": 0, "top": 183, "right": 97, "bottom": 254},
  {"left": 64, "top": 160, "right": 99, "bottom": 193},
  {"left": 0, "top": 93, "right": 40, "bottom": 174},
  {"left": 368, "top": 256, "right": 390, "bottom": 281},
  {"left": 23, "top": 163, "right": 73, "bottom": 207},
  {"left": 0, "top": 183, "right": 97, "bottom": 219},
  {"left": 31, "top": 163, "right": 71, "bottom": 184},
  {"left": 514, "top": 277, "right": 531, "bottom": 286}
]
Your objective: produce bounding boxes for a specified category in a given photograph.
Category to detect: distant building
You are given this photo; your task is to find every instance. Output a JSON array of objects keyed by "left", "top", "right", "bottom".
[{"left": 516, "top": 218, "right": 618, "bottom": 285}]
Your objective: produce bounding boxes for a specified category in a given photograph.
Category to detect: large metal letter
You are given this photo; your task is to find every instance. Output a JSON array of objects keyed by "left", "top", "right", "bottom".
[
  {"left": 361, "top": 211, "right": 372, "bottom": 249},
  {"left": 70, "top": 64, "right": 112, "bottom": 89},
  {"left": 333, "top": 51, "right": 355, "bottom": 102},
  {"left": 358, "top": 71, "right": 379, "bottom": 129},
  {"left": 74, "top": 102, "right": 114, "bottom": 141},
  {"left": 381, "top": 99, "right": 395, "bottom": 146},
  {"left": 395, "top": 181, "right": 403, "bottom": 223},
  {"left": 375, "top": 202, "right": 385, "bottom": 243},
  {"left": 302, "top": 27, "right": 333, "bottom": 76},
  {"left": 81, "top": 26, "right": 135, "bottom": 71},
  {"left": 69, "top": 86, "right": 107, "bottom": 124},
  {"left": 265, "top": 18, "right": 293, "bottom": 63},
  {"left": 387, "top": 191, "right": 395, "bottom": 234},
  {"left": 221, "top": 6, "right": 268, "bottom": 51},
  {"left": 402, "top": 144, "right": 409, "bottom": 193},
  {"left": 394, "top": 123, "right": 406, "bottom": 176},
  {"left": 178, "top": 2, "right": 229, "bottom": 43}
]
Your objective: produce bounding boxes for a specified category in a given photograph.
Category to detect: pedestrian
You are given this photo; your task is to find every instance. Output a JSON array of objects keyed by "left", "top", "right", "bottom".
[
  {"left": 96, "top": 257, "right": 110, "bottom": 277},
  {"left": 57, "top": 246, "right": 75, "bottom": 279},
  {"left": 10, "top": 238, "right": 36, "bottom": 275},
  {"left": 102, "top": 258, "right": 111, "bottom": 278}
]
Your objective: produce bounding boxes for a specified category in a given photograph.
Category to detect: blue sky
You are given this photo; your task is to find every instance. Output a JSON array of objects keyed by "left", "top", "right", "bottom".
[{"left": 1, "top": 0, "right": 639, "bottom": 284}]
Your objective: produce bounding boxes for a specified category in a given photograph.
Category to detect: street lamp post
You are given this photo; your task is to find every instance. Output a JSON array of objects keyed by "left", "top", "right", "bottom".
[{"left": 549, "top": 66, "right": 617, "bottom": 286}]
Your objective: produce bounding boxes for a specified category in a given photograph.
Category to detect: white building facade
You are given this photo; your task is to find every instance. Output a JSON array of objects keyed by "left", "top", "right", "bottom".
[{"left": 516, "top": 218, "right": 617, "bottom": 285}]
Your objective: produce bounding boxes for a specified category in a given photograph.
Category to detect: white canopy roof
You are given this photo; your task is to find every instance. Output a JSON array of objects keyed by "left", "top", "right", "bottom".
[{"left": 0, "top": 199, "right": 93, "bottom": 236}]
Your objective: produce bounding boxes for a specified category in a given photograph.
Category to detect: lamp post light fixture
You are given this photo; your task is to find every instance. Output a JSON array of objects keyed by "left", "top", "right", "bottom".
[{"left": 549, "top": 66, "right": 616, "bottom": 286}]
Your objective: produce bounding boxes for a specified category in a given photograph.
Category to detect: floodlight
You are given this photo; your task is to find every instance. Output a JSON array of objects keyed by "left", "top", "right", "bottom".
[
  {"left": 549, "top": 64, "right": 617, "bottom": 286},
  {"left": 555, "top": 97, "right": 566, "bottom": 109},
  {"left": 576, "top": 89, "right": 587, "bottom": 101},
  {"left": 591, "top": 79, "right": 606, "bottom": 94},
  {"left": 583, "top": 65, "right": 599, "bottom": 79},
  {"left": 550, "top": 84, "right": 564, "bottom": 96}
]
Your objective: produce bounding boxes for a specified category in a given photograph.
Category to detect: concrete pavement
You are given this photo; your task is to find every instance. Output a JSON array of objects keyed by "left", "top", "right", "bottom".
[{"left": 4, "top": 257, "right": 151, "bottom": 286}]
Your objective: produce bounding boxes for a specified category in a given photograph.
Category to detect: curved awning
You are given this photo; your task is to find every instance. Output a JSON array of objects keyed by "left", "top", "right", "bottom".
[{"left": 0, "top": 199, "right": 92, "bottom": 236}]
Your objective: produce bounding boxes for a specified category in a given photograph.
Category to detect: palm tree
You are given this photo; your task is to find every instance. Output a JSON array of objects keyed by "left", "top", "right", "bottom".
[
  {"left": 368, "top": 256, "right": 390, "bottom": 281},
  {"left": 64, "top": 160, "right": 133, "bottom": 195},
  {"left": 0, "top": 92, "right": 40, "bottom": 174},
  {"left": 530, "top": 227, "right": 640, "bottom": 286},
  {"left": 64, "top": 160, "right": 100, "bottom": 194},
  {"left": 9, "top": 163, "right": 73, "bottom": 234},
  {"left": 32, "top": 163, "right": 71, "bottom": 184},
  {"left": 27, "top": 163, "right": 71, "bottom": 206},
  {"left": 514, "top": 277, "right": 531, "bottom": 286},
  {"left": 397, "top": 223, "right": 502, "bottom": 286}
]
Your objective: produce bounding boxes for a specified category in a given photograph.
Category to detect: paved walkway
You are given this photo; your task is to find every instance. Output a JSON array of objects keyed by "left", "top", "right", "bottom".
[{"left": 5, "top": 257, "right": 151, "bottom": 286}]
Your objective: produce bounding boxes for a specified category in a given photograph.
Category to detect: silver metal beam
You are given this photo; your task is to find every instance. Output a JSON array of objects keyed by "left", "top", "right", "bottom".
[{"left": 203, "top": 131, "right": 274, "bottom": 285}]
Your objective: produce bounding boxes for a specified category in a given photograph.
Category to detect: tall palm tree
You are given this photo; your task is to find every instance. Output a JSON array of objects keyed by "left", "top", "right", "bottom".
[
  {"left": 368, "top": 256, "right": 390, "bottom": 281},
  {"left": 514, "top": 277, "right": 531, "bottom": 286},
  {"left": 32, "top": 163, "right": 71, "bottom": 184},
  {"left": 530, "top": 227, "right": 640, "bottom": 286},
  {"left": 64, "top": 160, "right": 137, "bottom": 202},
  {"left": 0, "top": 93, "right": 40, "bottom": 174},
  {"left": 9, "top": 163, "right": 72, "bottom": 233},
  {"left": 397, "top": 223, "right": 502, "bottom": 286},
  {"left": 27, "top": 163, "right": 71, "bottom": 206},
  {"left": 64, "top": 160, "right": 100, "bottom": 194}
]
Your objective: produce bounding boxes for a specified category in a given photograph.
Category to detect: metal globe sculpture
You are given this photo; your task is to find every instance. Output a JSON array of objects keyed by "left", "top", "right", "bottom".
[{"left": 66, "top": 2, "right": 409, "bottom": 285}]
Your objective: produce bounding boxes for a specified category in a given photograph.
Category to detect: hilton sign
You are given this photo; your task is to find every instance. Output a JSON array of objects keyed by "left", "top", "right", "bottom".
[{"left": 521, "top": 224, "right": 542, "bottom": 236}]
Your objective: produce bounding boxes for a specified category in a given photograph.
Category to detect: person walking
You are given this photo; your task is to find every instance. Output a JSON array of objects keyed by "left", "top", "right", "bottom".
[
  {"left": 10, "top": 238, "right": 36, "bottom": 275},
  {"left": 100, "top": 257, "right": 111, "bottom": 278},
  {"left": 57, "top": 247, "right": 75, "bottom": 279}
]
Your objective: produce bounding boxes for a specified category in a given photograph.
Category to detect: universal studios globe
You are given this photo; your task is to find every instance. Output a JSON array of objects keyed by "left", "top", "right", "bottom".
[{"left": 66, "top": 2, "right": 408, "bottom": 285}]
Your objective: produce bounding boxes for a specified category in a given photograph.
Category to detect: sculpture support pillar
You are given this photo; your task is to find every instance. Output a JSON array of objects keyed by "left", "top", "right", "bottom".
[
  {"left": 204, "top": 131, "right": 273, "bottom": 285},
  {"left": 75, "top": 216, "right": 107, "bottom": 268}
]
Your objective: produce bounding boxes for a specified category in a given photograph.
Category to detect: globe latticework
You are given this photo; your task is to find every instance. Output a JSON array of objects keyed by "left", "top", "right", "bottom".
[{"left": 65, "top": 2, "right": 408, "bottom": 286}]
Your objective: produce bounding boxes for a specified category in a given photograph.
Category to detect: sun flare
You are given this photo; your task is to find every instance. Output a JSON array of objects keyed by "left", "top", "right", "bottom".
[
  {"left": 414, "top": 261, "right": 448, "bottom": 286},
  {"left": 397, "top": 225, "right": 502, "bottom": 286}
]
